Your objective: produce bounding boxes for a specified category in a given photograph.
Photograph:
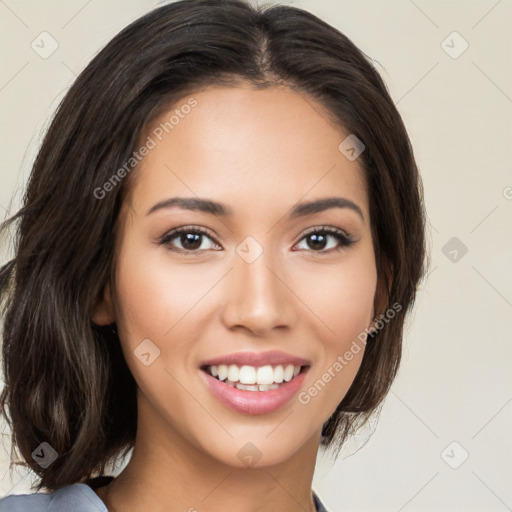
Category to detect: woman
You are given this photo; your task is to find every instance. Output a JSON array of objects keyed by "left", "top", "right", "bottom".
[{"left": 0, "top": 0, "right": 427, "bottom": 510}]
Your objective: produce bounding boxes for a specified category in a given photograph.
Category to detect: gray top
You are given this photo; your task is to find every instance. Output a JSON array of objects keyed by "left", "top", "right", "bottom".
[
  {"left": 0, "top": 479, "right": 329, "bottom": 512},
  {"left": 0, "top": 483, "right": 108, "bottom": 512}
]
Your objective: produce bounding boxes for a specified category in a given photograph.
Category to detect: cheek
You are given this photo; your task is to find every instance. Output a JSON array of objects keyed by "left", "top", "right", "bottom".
[
  {"left": 310, "top": 271, "right": 374, "bottom": 334},
  {"left": 111, "top": 247, "right": 207, "bottom": 406},
  {"left": 293, "top": 249, "right": 377, "bottom": 419},
  {"left": 111, "top": 242, "right": 224, "bottom": 397},
  {"left": 294, "top": 250, "right": 377, "bottom": 349},
  {"left": 113, "top": 243, "right": 210, "bottom": 342}
]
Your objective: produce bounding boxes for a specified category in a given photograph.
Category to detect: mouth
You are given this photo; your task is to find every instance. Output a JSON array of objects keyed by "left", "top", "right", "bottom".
[
  {"left": 200, "top": 363, "right": 309, "bottom": 392},
  {"left": 199, "top": 361, "right": 311, "bottom": 415}
]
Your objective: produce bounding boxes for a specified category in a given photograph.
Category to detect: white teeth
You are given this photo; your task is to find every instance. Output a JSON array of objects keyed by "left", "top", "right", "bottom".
[
  {"left": 206, "top": 363, "right": 303, "bottom": 387},
  {"left": 229, "top": 381, "right": 280, "bottom": 392},
  {"left": 237, "top": 383, "right": 259, "bottom": 391},
  {"left": 227, "top": 364, "right": 239, "bottom": 382},
  {"left": 257, "top": 384, "right": 279, "bottom": 391},
  {"left": 239, "top": 365, "right": 257, "bottom": 384},
  {"left": 283, "top": 364, "right": 294, "bottom": 382},
  {"left": 256, "top": 365, "right": 274, "bottom": 385},
  {"left": 273, "top": 365, "right": 284, "bottom": 383},
  {"left": 218, "top": 364, "right": 228, "bottom": 381}
]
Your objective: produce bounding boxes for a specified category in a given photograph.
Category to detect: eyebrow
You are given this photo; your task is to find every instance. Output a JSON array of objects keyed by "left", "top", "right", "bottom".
[{"left": 146, "top": 196, "right": 364, "bottom": 221}]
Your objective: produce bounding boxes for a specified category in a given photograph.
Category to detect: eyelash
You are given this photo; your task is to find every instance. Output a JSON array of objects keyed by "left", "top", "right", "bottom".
[{"left": 158, "top": 225, "right": 355, "bottom": 255}]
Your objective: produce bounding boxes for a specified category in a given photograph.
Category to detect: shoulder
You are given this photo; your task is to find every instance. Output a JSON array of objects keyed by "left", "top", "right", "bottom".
[
  {"left": 313, "top": 491, "right": 330, "bottom": 512},
  {"left": 0, "top": 483, "right": 108, "bottom": 512}
]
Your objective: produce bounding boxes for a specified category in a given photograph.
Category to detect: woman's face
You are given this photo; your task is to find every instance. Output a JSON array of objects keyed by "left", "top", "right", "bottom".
[{"left": 95, "top": 83, "right": 378, "bottom": 468}]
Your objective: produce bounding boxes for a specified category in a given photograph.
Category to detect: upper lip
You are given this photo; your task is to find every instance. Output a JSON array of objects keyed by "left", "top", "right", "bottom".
[{"left": 201, "top": 350, "right": 311, "bottom": 368}]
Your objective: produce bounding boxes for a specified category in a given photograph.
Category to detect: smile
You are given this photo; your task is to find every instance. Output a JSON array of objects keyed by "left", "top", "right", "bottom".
[
  {"left": 204, "top": 363, "right": 303, "bottom": 391},
  {"left": 199, "top": 362, "right": 310, "bottom": 415}
]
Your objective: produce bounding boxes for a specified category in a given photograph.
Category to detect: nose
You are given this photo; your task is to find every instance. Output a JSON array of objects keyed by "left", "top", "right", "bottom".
[{"left": 220, "top": 245, "right": 297, "bottom": 337}]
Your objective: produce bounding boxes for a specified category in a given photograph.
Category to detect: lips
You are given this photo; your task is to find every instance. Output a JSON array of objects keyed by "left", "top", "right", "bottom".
[
  {"left": 200, "top": 350, "right": 311, "bottom": 368},
  {"left": 199, "top": 350, "right": 311, "bottom": 415},
  {"left": 200, "top": 366, "right": 309, "bottom": 415}
]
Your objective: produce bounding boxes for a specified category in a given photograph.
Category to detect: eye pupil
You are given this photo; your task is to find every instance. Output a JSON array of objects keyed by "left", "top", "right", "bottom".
[
  {"left": 307, "top": 233, "right": 327, "bottom": 250},
  {"left": 181, "top": 233, "right": 202, "bottom": 250}
]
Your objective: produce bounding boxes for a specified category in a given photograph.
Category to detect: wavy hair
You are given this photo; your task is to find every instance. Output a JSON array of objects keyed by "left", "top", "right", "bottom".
[{"left": 0, "top": 0, "right": 427, "bottom": 491}]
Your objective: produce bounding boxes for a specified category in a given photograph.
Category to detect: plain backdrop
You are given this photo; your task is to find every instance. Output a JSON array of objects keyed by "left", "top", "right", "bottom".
[{"left": 1, "top": 1, "right": 511, "bottom": 511}]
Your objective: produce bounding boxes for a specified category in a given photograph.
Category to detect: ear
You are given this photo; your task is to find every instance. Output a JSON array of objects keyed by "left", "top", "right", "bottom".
[{"left": 91, "top": 282, "right": 116, "bottom": 326}]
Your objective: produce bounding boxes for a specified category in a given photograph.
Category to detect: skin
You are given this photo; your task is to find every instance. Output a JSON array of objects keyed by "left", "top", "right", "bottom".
[{"left": 92, "top": 83, "right": 380, "bottom": 512}]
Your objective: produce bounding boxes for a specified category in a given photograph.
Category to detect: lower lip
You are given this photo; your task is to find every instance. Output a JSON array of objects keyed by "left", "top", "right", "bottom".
[{"left": 200, "top": 368, "right": 308, "bottom": 415}]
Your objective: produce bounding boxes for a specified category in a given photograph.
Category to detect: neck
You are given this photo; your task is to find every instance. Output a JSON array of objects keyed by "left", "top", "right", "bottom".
[{"left": 96, "top": 392, "right": 321, "bottom": 512}]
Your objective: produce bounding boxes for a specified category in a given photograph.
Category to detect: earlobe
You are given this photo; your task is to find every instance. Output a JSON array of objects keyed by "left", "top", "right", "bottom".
[{"left": 91, "top": 283, "right": 116, "bottom": 326}]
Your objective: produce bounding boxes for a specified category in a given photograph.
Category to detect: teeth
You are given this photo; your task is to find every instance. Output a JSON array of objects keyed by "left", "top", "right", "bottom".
[
  {"left": 239, "top": 365, "right": 257, "bottom": 384},
  {"left": 218, "top": 364, "right": 228, "bottom": 381},
  {"left": 256, "top": 365, "right": 273, "bottom": 385},
  {"left": 206, "top": 364, "right": 302, "bottom": 386},
  {"left": 227, "top": 365, "right": 239, "bottom": 382},
  {"left": 273, "top": 365, "right": 284, "bottom": 383},
  {"left": 257, "top": 384, "right": 279, "bottom": 391},
  {"left": 283, "top": 364, "right": 294, "bottom": 382},
  {"left": 225, "top": 381, "right": 281, "bottom": 392}
]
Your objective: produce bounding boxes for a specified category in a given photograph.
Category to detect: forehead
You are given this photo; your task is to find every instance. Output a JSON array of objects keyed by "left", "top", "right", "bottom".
[{"left": 126, "top": 84, "right": 368, "bottom": 220}]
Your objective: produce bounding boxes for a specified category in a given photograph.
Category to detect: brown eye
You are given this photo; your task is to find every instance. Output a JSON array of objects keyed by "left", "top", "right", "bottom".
[
  {"left": 159, "top": 226, "right": 221, "bottom": 253},
  {"left": 295, "top": 227, "right": 354, "bottom": 253}
]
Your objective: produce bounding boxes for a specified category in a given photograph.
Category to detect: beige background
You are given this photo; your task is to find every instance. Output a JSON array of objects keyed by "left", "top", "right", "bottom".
[{"left": 1, "top": 0, "right": 511, "bottom": 510}]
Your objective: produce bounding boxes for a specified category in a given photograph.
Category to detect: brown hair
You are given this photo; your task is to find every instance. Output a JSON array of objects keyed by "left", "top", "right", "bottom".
[{"left": 0, "top": 0, "right": 427, "bottom": 491}]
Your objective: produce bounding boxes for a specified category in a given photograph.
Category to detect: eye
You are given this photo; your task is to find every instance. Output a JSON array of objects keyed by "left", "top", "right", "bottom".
[
  {"left": 159, "top": 225, "right": 354, "bottom": 255},
  {"left": 159, "top": 225, "right": 221, "bottom": 253},
  {"left": 294, "top": 226, "right": 354, "bottom": 253}
]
